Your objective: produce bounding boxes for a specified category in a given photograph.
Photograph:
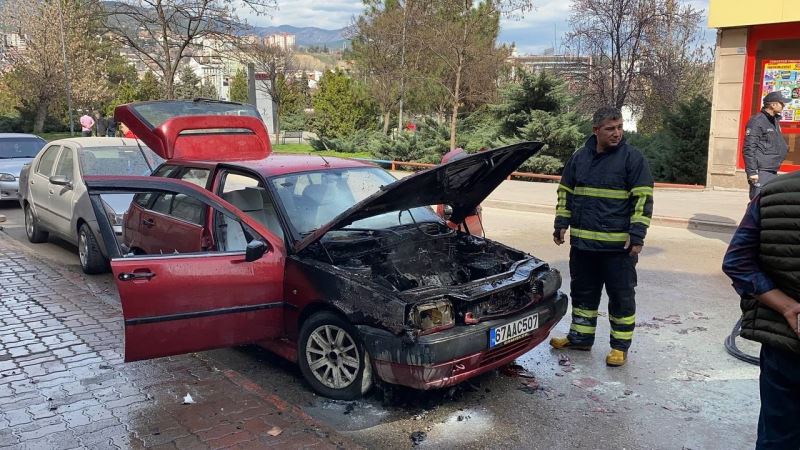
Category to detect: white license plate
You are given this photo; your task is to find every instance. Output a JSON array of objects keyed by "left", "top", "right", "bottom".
[{"left": 489, "top": 313, "right": 539, "bottom": 348}]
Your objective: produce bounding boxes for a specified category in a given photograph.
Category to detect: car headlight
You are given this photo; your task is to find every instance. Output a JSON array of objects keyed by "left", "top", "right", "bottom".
[
  {"left": 409, "top": 300, "right": 455, "bottom": 334},
  {"left": 0, "top": 173, "right": 15, "bottom": 182}
]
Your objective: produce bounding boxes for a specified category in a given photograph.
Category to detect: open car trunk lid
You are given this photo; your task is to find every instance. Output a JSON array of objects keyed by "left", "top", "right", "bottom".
[{"left": 295, "top": 141, "right": 544, "bottom": 253}]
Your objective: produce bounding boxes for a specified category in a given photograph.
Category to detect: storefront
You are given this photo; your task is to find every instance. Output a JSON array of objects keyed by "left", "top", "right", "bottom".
[{"left": 706, "top": 2, "right": 800, "bottom": 189}]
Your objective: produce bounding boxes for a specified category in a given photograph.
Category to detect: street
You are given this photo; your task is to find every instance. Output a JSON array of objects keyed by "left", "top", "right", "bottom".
[{"left": 0, "top": 201, "right": 760, "bottom": 449}]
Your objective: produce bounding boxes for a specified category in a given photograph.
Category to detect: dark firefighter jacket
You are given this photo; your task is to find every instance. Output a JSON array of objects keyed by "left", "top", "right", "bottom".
[
  {"left": 554, "top": 135, "right": 654, "bottom": 252},
  {"left": 743, "top": 109, "right": 788, "bottom": 176}
]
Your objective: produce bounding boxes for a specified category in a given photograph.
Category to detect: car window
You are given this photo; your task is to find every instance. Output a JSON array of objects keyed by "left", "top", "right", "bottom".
[
  {"left": 0, "top": 137, "right": 46, "bottom": 159},
  {"left": 36, "top": 145, "right": 61, "bottom": 176},
  {"left": 153, "top": 164, "right": 180, "bottom": 178},
  {"left": 106, "top": 186, "right": 261, "bottom": 256},
  {"left": 270, "top": 167, "right": 441, "bottom": 235},
  {"left": 79, "top": 146, "right": 163, "bottom": 176},
  {"left": 54, "top": 148, "right": 74, "bottom": 179},
  {"left": 220, "top": 171, "right": 284, "bottom": 241},
  {"left": 179, "top": 168, "right": 211, "bottom": 188}
]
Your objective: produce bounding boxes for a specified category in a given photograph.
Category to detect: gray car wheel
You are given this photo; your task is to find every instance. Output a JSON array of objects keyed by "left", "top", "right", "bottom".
[
  {"left": 298, "top": 311, "right": 373, "bottom": 400},
  {"left": 78, "top": 224, "right": 107, "bottom": 274},
  {"left": 24, "top": 204, "right": 48, "bottom": 243}
]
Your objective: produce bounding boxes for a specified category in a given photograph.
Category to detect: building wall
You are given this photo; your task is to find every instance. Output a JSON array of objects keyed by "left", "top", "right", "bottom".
[
  {"left": 709, "top": 0, "right": 800, "bottom": 28},
  {"left": 707, "top": 27, "right": 749, "bottom": 189}
]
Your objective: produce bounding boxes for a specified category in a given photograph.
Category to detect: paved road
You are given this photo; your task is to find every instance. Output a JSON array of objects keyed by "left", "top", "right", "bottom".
[{"left": 0, "top": 202, "right": 760, "bottom": 449}]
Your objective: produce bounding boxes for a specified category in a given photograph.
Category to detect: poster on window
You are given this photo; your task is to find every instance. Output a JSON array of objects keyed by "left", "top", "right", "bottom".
[{"left": 761, "top": 60, "right": 800, "bottom": 124}]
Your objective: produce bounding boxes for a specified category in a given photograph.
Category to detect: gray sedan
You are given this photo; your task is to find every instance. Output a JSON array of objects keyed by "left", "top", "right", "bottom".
[
  {"left": 0, "top": 133, "right": 46, "bottom": 202},
  {"left": 18, "top": 137, "right": 163, "bottom": 273}
]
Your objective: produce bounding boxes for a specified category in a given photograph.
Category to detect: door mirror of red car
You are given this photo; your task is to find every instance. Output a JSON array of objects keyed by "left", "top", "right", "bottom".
[
  {"left": 49, "top": 175, "right": 72, "bottom": 189},
  {"left": 245, "top": 239, "right": 268, "bottom": 262}
]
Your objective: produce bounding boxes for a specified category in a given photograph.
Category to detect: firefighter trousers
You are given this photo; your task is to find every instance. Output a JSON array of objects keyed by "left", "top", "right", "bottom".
[{"left": 566, "top": 247, "right": 638, "bottom": 351}]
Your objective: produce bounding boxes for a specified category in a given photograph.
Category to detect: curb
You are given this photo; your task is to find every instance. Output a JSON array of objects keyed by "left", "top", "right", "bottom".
[{"left": 482, "top": 199, "right": 738, "bottom": 234}]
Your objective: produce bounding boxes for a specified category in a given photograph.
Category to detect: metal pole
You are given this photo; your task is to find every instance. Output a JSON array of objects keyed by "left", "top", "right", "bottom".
[{"left": 57, "top": 0, "right": 75, "bottom": 136}]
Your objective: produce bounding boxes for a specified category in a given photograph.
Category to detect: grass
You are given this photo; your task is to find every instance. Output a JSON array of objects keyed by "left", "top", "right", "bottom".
[{"left": 42, "top": 132, "right": 74, "bottom": 142}]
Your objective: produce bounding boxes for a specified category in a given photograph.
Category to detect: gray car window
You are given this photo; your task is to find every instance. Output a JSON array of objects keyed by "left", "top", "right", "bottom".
[
  {"left": 36, "top": 145, "right": 60, "bottom": 176},
  {"left": 54, "top": 148, "right": 74, "bottom": 179}
]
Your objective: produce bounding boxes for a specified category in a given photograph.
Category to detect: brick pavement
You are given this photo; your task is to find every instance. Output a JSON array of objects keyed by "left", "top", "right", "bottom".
[{"left": 0, "top": 237, "right": 359, "bottom": 449}]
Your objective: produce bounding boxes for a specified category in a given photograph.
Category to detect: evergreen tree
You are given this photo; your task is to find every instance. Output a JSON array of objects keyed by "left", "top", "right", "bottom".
[
  {"left": 229, "top": 68, "right": 248, "bottom": 103},
  {"left": 310, "top": 69, "right": 377, "bottom": 139},
  {"left": 174, "top": 66, "right": 201, "bottom": 100},
  {"left": 198, "top": 82, "right": 218, "bottom": 100},
  {"left": 137, "top": 71, "right": 163, "bottom": 100}
]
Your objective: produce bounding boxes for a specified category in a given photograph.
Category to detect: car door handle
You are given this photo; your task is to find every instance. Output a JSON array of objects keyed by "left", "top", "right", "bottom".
[
  {"left": 118, "top": 272, "right": 156, "bottom": 281},
  {"left": 142, "top": 218, "right": 155, "bottom": 227}
]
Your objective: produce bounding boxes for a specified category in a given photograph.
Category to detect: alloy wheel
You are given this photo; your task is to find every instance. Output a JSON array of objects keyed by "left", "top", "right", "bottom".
[
  {"left": 305, "top": 325, "right": 360, "bottom": 390},
  {"left": 78, "top": 230, "right": 88, "bottom": 268},
  {"left": 25, "top": 207, "right": 34, "bottom": 238}
]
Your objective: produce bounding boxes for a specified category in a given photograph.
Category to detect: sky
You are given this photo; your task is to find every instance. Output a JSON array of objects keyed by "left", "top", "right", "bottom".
[{"left": 245, "top": 0, "right": 713, "bottom": 55}]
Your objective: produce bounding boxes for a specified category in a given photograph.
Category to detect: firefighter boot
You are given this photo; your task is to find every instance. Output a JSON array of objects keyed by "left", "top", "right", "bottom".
[
  {"left": 605, "top": 349, "right": 627, "bottom": 367},
  {"left": 549, "top": 336, "right": 592, "bottom": 351}
]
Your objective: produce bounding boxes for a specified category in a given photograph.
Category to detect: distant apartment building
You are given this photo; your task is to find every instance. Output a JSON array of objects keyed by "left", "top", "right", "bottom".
[
  {"left": 506, "top": 54, "right": 593, "bottom": 80},
  {"left": 1, "top": 32, "right": 26, "bottom": 50},
  {"left": 264, "top": 33, "right": 295, "bottom": 50}
]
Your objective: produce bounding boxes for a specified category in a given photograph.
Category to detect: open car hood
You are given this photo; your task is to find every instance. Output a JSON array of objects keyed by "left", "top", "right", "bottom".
[
  {"left": 295, "top": 141, "right": 543, "bottom": 253},
  {"left": 114, "top": 100, "right": 271, "bottom": 161}
]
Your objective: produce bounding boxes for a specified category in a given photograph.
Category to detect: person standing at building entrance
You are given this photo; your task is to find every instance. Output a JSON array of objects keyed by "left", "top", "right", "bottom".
[
  {"left": 744, "top": 91, "right": 791, "bottom": 199},
  {"left": 549, "top": 106, "right": 654, "bottom": 367}
]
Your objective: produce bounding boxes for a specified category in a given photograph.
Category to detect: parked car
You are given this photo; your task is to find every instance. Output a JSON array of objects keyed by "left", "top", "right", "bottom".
[
  {"left": 0, "top": 133, "right": 46, "bottom": 203},
  {"left": 18, "top": 137, "right": 163, "bottom": 274},
  {"left": 87, "top": 100, "right": 567, "bottom": 400}
]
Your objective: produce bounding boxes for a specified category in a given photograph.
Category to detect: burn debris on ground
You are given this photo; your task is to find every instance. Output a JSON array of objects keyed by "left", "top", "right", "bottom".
[{"left": 410, "top": 431, "right": 427, "bottom": 446}]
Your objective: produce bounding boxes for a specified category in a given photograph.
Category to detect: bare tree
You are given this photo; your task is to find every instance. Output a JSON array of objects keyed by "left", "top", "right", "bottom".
[
  {"left": 565, "top": 0, "right": 666, "bottom": 110},
  {"left": 239, "top": 41, "right": 294, "bottom": 134},
  {"left": 1, "top": 0, "right": 111, "bottom": 133},
  {"left": 414, "top": 0, "right": 531, "bottom": 149},
  {"left": 103, "top": 0, "right": 276, "bottom": 99}
]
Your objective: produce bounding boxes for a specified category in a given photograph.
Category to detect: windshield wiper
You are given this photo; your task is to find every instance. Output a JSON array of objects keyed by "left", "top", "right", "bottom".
[{"left": 338, "top": 227, "right": 401, "bottom": 237}]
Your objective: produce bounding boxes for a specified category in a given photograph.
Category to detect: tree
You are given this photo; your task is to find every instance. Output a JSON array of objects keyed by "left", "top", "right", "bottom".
[
  {"left": 1, "top": 0, "right": 111, "bottom": 133},
  {"left": 103, "top": 0, "right": 276, "bottom": 98},
  {"left": 310, "top": 69, "right": 377, "bottom": 140},
  {"left": 137, "top": 71, "right": 163, "bottom": 100},
  {"left": 565, "top": 0, "right": 665, "bottom": 110},
  {"left": 229, "top": 68, "right": 248, "bottom": 103},
  {"left": 174, "top": 65, "right": 201, "bottom": 99},
  {"left": 413, "top": 1, "right": 531, "bottom": 149}
]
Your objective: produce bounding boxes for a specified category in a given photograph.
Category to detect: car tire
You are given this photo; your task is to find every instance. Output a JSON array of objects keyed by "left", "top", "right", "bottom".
[
  {"left": 78, "top": 224, "right": 107, "bottom": 274},
  {"left": 298, "top": 311, "right": 373, "bottom": 400},
  {"left": 24, "top": 204, "right": 48, "bottom": 243}
]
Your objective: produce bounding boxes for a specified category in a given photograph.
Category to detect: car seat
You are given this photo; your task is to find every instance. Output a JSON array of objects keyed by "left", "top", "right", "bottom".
[{"left": 222, "top": 187, "right": 284, "bottom": 241}]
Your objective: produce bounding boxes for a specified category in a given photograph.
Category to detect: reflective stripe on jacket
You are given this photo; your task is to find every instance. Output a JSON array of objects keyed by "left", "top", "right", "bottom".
[{"left": 554, "top": 135, "right": 654, "bottom": 251}]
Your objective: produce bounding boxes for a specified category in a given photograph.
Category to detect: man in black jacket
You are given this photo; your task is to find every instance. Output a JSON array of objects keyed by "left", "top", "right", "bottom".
[
  {"left": 723, "top": 172, "right": 800, "bottom": 449},
  {"left": 744, "top": 91, "right": 790, "bottom": 199},
  {"left": 549, "top": 106, "right": 654, "bottom": 367}
]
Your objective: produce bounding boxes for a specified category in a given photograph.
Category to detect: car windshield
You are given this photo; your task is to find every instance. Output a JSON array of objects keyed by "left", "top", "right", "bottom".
[
  {"left": 130, "top": 100, "right": 261, "bottom": 129},
  {"left": 270, "top": 167, "right": 441, "bottom": 235},
  {"left": 79, "top": 146, "right": 165, "bottom": 176},
  {"left": 0, "top": 137, "right": 46, "bottom": 159}
]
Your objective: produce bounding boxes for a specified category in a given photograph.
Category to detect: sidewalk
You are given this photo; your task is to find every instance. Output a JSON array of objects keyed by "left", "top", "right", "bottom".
[
  {"left": 0, "top": 237, "right": 359, "bottom": 449},
  {"left": 393, "top": 171, "right": 751, "bottom": 234}
]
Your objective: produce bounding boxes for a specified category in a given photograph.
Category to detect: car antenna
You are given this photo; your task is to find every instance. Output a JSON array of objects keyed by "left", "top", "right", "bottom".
[
  {"left": 132, "top": 137, "right": 154, "bottom": 172},
  {"left": 319, "top": 155, "right": 330, "bottom": 167}
]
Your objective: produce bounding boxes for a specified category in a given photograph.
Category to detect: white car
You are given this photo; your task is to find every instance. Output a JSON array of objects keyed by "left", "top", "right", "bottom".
[
  {"left": 18, "top": 137, "right": 163, "bottom": 273},
  {"left": 0, "top": 133, "right": 46, "bottom": 203}
]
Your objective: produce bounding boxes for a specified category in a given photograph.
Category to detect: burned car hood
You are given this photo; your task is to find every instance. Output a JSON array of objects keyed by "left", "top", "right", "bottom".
[{"left": 295, "top": 141, "right": 543, "bottom": 253}]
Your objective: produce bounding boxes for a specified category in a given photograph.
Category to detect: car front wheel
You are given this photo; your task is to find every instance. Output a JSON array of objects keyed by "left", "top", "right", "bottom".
[
  {"left": 78, "top": 224, "right": 107, "bottom": 274},
  {"left": 298, "top": 311, "right": 373, "bottom": 400},
  {"left": 24, "top": 204, "right": 48, "bottom": 243}
]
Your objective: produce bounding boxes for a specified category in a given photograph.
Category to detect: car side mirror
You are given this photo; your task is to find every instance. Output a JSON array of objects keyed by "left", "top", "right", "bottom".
[
  {"left": 245, "top": 239, "right": 268, "bottom": 262},
  {"left": 49, "top": 175, "right": 72, "bottom": 189},
  {"left": 443, "top": 204, "right": 453, "bottom": 221}
]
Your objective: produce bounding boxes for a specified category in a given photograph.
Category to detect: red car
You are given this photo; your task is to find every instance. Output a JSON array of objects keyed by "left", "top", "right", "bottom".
[{"left": 86, "top": 100, "right": 567, "bottom": 400}]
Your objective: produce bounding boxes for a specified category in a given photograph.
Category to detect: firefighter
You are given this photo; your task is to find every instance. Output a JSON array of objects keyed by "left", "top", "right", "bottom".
[
  {"left": 549, "top": 106, "right": 654, "bottom": 367},
  {"left": 744, "top": 91, "right": 790, "bottom": 200}
]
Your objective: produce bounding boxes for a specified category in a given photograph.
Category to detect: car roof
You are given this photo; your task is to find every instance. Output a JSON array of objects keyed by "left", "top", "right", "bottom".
[
  {"left": 167, "top": 153, "right": 378, "bottom": 178},
  {"left": 0, "top": 133, "right": 45, "bottom": 140},
  {"left": 45, "top": 137, "right": 144, "bottom": 148}
]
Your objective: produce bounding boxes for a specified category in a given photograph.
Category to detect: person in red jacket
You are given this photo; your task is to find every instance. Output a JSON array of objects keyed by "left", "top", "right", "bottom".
[
  {"left": 119, "top": 122, "right": 136, "bottom": 139},
  {"left": 436, "top": 147, "right": 484, "bottom": 235}
]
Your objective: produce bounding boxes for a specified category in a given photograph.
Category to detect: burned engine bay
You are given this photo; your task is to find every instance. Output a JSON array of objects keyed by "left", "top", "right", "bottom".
[{"left": 307, "top": 223, "right": 529, "bottom": 292}]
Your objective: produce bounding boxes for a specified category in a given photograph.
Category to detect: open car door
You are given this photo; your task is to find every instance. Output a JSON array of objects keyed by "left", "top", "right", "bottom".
[{"left": 85, "top": 176, "right": 286, "bottom": 362}]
